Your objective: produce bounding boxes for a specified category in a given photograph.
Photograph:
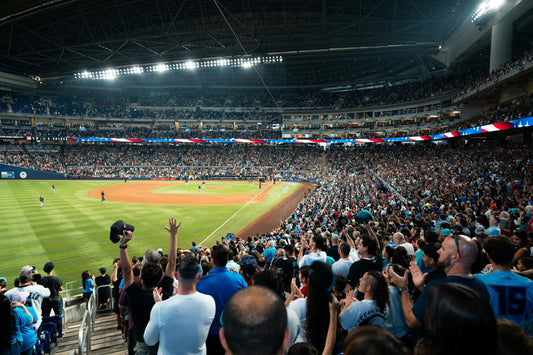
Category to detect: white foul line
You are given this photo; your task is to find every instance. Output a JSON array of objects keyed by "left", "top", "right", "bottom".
[{"left": 199, "top": 185, "right": 269, "bottom": 246}]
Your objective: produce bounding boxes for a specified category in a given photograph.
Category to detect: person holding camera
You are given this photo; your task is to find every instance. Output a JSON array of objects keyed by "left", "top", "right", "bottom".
[
  {"left": 118, "top": 218, "right": 180, "bottom": 355},
  {"left": 81, "top": 270, "right": 95, "bottom": 310}
]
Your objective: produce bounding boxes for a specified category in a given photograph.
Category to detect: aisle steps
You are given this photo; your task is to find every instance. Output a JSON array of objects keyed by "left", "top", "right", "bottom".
[{"left": 54, "top": 311, "right": 127, "bottom": 355}]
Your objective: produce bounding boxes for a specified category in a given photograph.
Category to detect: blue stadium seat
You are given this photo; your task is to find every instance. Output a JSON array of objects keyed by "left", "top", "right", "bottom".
[
  {"left": 40, "top": 323, "right": 57, "bottom": 347},
  {"left": 42, "top": 315, "right": 63, "bottom": 337}
]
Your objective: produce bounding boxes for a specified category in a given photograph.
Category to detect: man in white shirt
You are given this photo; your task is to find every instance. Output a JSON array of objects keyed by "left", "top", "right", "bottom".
[
  {"left": 298, "top": 235, "right": 327, "bottom": 268},
  {"left": 332, "top": 242, "right": 354, "bottom": 278},
  {"left": 144, "top": 255, "right": 216, "bottom": 355},
  {"left": 5, "top": 266, "right": 50, "bottom": 329},
  {"left": 393, "top": 232, "right": 414, "bottom": 256}
]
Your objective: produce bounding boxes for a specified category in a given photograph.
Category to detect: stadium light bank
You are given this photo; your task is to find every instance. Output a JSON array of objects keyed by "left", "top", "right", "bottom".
[
  {"left": 73, "top": 56, "right": 282, "bottom": 80},
  {"left": 471, "top": 0, "right": 506, "bottom": 27}
]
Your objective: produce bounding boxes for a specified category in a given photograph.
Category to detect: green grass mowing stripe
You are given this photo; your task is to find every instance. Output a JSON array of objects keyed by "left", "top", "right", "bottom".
[
  {"left": 152, "top": 182, "right": 263, "bottom": 195},
  {"left": 0, "top": 180, "right": 300, "bottom": 285}
]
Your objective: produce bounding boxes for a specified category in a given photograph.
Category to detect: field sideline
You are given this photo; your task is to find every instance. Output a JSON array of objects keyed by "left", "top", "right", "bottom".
[{"left": 0, "top": 180, "right": 301, "bottom": 285}]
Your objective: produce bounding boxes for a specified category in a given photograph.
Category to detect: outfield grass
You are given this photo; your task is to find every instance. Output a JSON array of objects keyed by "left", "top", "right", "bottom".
[
  {"left": 152, "top": 181, "right": 263, "bottom": 195},
  {"left": 0, "top": 180, "right": 300, "bottom": 286}
]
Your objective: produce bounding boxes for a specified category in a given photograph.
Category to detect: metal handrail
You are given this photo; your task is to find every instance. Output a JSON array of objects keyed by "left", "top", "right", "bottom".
[
  {"left": 65, "top": 280, "right": 82, "bottom": 290},
  {"left": 77, "top": 291, "right": 96, "bottom": 354},
  {"left": 60, "top": 286, "right": 84, "bottom": 301},
  {"left": 61, "top": 280, "right": 84, "bottom": 302}
]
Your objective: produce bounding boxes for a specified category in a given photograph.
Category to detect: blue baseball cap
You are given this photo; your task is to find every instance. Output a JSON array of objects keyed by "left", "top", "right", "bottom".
[{"left": 440, "top": 229, "right": 452, "bottom": 237}]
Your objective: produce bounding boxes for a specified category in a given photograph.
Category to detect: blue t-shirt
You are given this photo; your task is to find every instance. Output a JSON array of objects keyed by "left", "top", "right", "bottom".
[
  {"left": 196, "top": 267, "right": 247, "bottom": 335},
  {"left": 263, "top": 247, "right": 276, "bottom": 264},
  {"left": 13, "top": 306, "right": 37, "bottom": 352},
  {"left": 83, "top": 278, "right": 94, "bottom": 293},
  {"left": 412, "top": 275, "right": 490, "bottom": 325},
  {"left": 475, "top": 271, "right": 533, "bottom": 331}
]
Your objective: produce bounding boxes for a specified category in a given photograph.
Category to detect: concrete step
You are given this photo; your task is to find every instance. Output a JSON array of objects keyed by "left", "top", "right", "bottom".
[{"left": 55, "top": 311, "right": 127, "bottom": 355}]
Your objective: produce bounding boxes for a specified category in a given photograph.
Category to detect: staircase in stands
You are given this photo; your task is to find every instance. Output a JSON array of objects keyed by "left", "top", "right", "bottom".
[{"left": 55, "top": 311, "right": 127, "bottom": 355}]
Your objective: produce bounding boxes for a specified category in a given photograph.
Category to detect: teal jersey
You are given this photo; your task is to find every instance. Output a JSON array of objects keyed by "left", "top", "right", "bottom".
[{"left": 475, "top": 271, "right": 533, "bottom": 331}]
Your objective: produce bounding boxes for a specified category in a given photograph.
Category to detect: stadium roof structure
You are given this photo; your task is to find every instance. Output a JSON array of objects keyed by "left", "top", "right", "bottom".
[{"left": 0, "top": 0, "right": 532, "bottom": 89}]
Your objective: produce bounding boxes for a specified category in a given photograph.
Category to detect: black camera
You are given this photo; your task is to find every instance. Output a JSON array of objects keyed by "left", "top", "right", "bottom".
[{"left": 110, "top": 220, "right": 135, "bottom": 243}]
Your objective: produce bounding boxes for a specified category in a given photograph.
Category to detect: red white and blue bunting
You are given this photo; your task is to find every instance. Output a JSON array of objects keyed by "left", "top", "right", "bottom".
[{"left": 64, "top": 116, "right": 532, "bottom": 145}]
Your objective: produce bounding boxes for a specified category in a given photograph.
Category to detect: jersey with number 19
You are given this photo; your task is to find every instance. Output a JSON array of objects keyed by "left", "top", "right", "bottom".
[{"left": 475, "top": 271, "right": 533, "bottom": 330}]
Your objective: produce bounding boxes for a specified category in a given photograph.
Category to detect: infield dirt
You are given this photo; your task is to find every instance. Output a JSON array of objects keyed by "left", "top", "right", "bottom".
[
  {"left": 88, "top": 181, "right": 273, "bottom": 205},
  {"left": 87, "top": 181, "right": 316, "bottom": 236}
]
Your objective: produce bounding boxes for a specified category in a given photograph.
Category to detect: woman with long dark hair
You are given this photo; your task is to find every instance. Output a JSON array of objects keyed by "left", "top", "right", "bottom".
[
  {"left": 287, "top": 261, "right": 334, "bottom": 352},
  {"left": 306, "top": 261, "right": 334, "bottom": 351},
  {"left": 81, "top": 270, "right": 94, "bottom": 310},
  {"left": 415, "top": 283, "right": 497, "bottom": 355}
]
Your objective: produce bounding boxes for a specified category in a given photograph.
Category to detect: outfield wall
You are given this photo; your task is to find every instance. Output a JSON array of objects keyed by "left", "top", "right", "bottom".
[
  {"left": 0, "top": 163, "right": 316, "bottom": 182},
  {"left": 0, "top": 164, "right": 65, "bottom": 180}
]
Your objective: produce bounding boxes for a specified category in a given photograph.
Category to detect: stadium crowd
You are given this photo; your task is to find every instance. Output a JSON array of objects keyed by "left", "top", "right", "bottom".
[
  {"left": 2, "top": 139, "right": 533, "bottom": 354},
  {"left": 2, "top": 43, "right": 533, "bottom": 355},
  {"left": 1, "top": 47, "right": 532, "bottom": 144},
  {"left": 2, "top": 94, "right": 530, "bottom": 141},
  {"left": 458, "top": 49, "right": 533, "bottom": 97},
  {"left": 0, "top": 144, "right": 321, "bottom": 180}
]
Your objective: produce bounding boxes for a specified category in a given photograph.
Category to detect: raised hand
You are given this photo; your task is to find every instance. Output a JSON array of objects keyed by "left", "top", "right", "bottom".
[
  {"left": 121, "top": 230, "right": 133, "bottom": 245},
  {"left": 152, "top": 287, "right": 163, "bottom": 303},
  {"left": 409, "top": 261, "right": 427, "bottom": 290},
  {"left": 342, "top": 289, "right": 357, "bottom": 309},
  {"left": 329, "top": 293, "right": 339, "bottom": 314},
  {"left": 389, "top": 267, "right": 409, "bottom": 289},
  {"left": 165, "top": 217, "right": 181, "bottom": 236},
  {"left": 290, "top": 277, "right": 304, "bottom": 299}
]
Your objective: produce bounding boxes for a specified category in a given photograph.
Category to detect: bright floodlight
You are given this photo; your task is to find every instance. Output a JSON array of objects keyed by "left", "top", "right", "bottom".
[
  {"left": 155, "top": 64, "right": 168, "bottom": 72},
  {"left": 73, "top": 55, "right": 282, "bottom": 79},
  {"left": 102, "top": 69, "right": 117, "bottom": 80},
  {"left": 488, "top": 0, "right": 505, "bottom": 10},
  {"left": 472, "top": 0, "right": 505, "bottom": 23}
]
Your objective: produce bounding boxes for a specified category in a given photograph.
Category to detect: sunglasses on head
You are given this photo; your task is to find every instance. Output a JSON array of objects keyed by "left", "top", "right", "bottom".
[{"left": 453, "top": 235, "right": 461, "bottom": 257}]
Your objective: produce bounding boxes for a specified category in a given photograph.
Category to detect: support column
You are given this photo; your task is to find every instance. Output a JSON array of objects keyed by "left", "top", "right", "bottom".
[{"left": 490, "top": 21, "right": 513, "bottom": 73}]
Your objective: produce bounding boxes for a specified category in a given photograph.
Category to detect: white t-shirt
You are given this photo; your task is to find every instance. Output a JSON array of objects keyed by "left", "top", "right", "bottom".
[
  {"left": 339, "top": 299, "right": 388, "bottom": 333},
  {"left": 287, "top": 307, "right": 305, "bottom": 345},
  {"left": 299, "top": 251, "right": 327, "bottom": 268},
  {"left": 332, "top": 258, "right": 353, "bottom": 278},
  {"left": 398, "top": 242, "right": 415, "bottom": 256},
  {"left": 5, "top": 284, "right": 51, "bottom": 329},
  {"left": 144, "top": 292, "right": 216, "bottom": 355},
  {"left": 287, "top": 297, "right": 308, "bottom": 343},
  {"left": 349, "top": 248, "right": 360, "bottom": 262}
]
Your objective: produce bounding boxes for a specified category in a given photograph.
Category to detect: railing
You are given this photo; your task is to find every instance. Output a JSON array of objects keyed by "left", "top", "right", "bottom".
[
  {"left": 78, "top": 291, "right": 96, "bottom": 354},
  {"left": 62, "top": 280, "right": 83, "bottom": 301}
]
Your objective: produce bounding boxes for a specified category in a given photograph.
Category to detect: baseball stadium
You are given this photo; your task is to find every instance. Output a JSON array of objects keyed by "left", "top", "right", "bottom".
[{"left": 1, "top": 1, "right": 533, "bottom": 354}]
